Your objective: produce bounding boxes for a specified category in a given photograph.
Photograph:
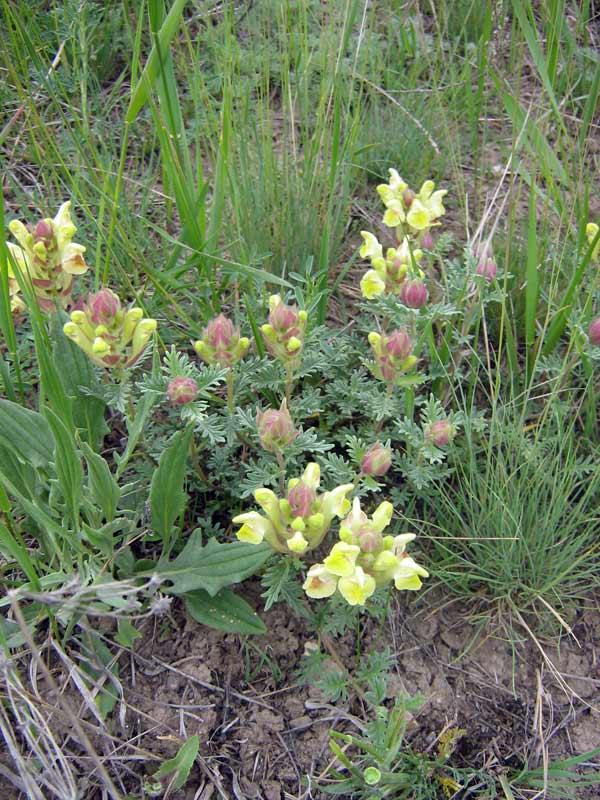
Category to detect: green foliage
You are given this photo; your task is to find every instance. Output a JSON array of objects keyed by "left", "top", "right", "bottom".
[
  {"left": 185, "top": 588, "right": 266, "bottom": 635},
  {"left": 155, "top": 532, "right": 272, "bottom": 597},
  {"left": 152, "top": 734, "right": 199, "bottom": 792},
  {"left": 425, "top": 400, "right": 600, "bottom": 613}
]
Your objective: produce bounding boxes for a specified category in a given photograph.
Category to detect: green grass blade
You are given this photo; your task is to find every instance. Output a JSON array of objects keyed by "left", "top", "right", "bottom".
[{"left": 126, "top": 0, "right": 188, "bottom": 122}]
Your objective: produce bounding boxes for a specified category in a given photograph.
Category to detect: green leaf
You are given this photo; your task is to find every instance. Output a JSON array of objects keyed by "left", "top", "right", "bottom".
[
  {"left": 81, "top": 442, "right": 120, "bottom": 523},
  {"left": 115, "top": 391, "right": 158, "bottom": 477},
  {"left": 44, "top": 408, "right": 84, "bottom": 530},
  {"left": 185, "top": 588, "right": 266, "bottom": 634},
  {"left": 154, "top": 531, "right": 271, "bottom": 596},
  {"left": 154, "top": 734, "right": 199, "bottom": 791},
  {"left": 0, "top": 399, "right": 54, "bottom": 469},
  {"left": 51, "top": 314, "right": 108, "bottom": 450},
  {"left": 126, "top": 0, "right": 188, "bottom": 122},
  {"left": 115, "top": 619, "right": 143, "bottom": 648},
  {"left": 150, "top": 427, "right": 194, "bottom": 543}
]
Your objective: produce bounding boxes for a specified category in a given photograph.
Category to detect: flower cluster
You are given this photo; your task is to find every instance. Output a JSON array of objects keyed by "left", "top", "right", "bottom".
[
  {"left": 7, "top": 202, "right": 88, "bottom": 312},
  {"left": 358, "top": 171, "right": 446, "bottom": 306},
  {"left": 378, "top": 171, "right": 447, "bottom": 234},
  {"left": 359, "top": 234, "right": 425, "bottom": 301},
  {"left": 261, "top": 295, "right": 307, "bottom": 362},
  {"left": 233, "top": 463, "right": 353, "bottom": 555},
  {"left": 303, "top": 498, "right": 428, "bottom": 606},
  {"left": 194, "top": 314, "right": 249, "bottom": 367},
  {"left": 368, "top": 328, "right": 417, "bottom": 384},
  {"left": 63, "top": 288, "right": 157, "bottom": 369}
]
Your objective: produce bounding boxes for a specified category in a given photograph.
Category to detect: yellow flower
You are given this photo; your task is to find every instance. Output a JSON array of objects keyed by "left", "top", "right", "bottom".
[
  {"left": 303, "top": 565, "right": 338, "bottom": 598},
  {"left": 288, "top": 530, "right": 309, "bottom": 554},
  {"left": 338, "top": 566, "right": 376, "bottom": 606},
  {"left": 359, "top": 231, "right": 384, "bottom": 263},
  {"left": 393, "top": 555, "right": 429, "bottom": 591},
  {"left": 360, "top": 269, "right": 386, "bottom": 299},
  {"left": 417, "top": 180, "right": 447, "bottom": 221},
  {"left": 587, "top": 222, "right": 599, "bottom": 262},
  {"left": 406, "top": 199, "right": 432, "bottom": 231},
  {"left": 323, "top": 542, "right": 361, "bottom": 577},
  {"left": 232, "top": 511, "right": 274, "bottom": 545}
]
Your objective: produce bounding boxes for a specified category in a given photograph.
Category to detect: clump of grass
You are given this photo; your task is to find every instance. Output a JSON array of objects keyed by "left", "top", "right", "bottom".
[{"left": 423, "top": 394, "right": 600, "bottom": 620}]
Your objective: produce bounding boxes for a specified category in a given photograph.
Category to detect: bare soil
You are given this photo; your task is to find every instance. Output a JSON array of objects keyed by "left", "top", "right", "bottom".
[{"left": 3, "top": 583, "right": 597, "bottom": 799}]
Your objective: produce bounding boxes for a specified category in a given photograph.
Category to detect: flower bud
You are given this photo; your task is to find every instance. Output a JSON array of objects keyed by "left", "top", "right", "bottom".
[
  {"left": 402, "top": 188, "right": 415, "bottom": 208},
  {"left": 34, "top": 220, "right": 54, "bottom": 241},
  {"left": 420, "top": 231, "right": 435, "bottom": 250},
  {"left": 476, "top": 258, "right": 497, "bottom": 281},
  {"left": 400, "top": 278, "right": 428, "bottom": 309},
  {"left": 206, "top": 314, "right": 235, "bottom": 348},
  {"left": 88, "top": 288, "right": 121, "bottom": 325},
  {"left": 385, "top": 328, "right": 412, "bottom": 360},
  {"left": 287, "top": 483, "right": 316, "bottom": 518},
  {"left": 588, "top": 316, "right": 600, "bottom": 346},
  {"left": 425, "top": 420, "right": 455, "bottom": 447},
  {"left": 167, "top": 377, "right": 198, "bottom": 406},
  {"left": 361, "top": 443, "right": 392, "bottom": 477},
  {"left": 256, "top": 399, "right": 298, "bottom": 453},
  {"left": 359, "top": 529, "right": 382, "bottom": 553},
  {"left": 269, "top": 300, "right": 300, "bottom": 334},
  {"left": 363, "top": 767, "right": 382, "bottom": 786}
]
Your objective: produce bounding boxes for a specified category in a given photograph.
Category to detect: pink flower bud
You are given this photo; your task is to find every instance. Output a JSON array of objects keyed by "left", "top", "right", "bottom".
[
  {"left": 34, "top": 220, "right": 54, "bottom": 241},
  {"left": 400, "top": 279, "right": 428, "bottom": 309},
  {"left": 287, "top": 483, "right": 316, "bottom": 518},
  {"left": 361, "top": 443, "right": 392, "bottom": 477},
  {"left": 269, "top": 301, "right": 300, "bottom": 336},
  {"left": 425, "top": 420, "right": 455, "bottom": 448},
  {"left": 359, "top": 529, "right": 382, "bottom": 553},
  {"left": 385, "top": 328, "right": 413, "bottom": 360},
  {"left": 402, "top": 188, "right": 415, "bottom": 208},
  {"left": 88, "top": 288, "right": 121, "bottom": 324},
  {"left": 167, "top": 377, "right": 198, "bottom": 406},
  {"left": 256, "top": 401, "right": 298, "bottom": 453},
  {"left": 420, "top": 231, "right": 435, "bottom": 250},
  {"left": 205, "top": 314, "right": 236, "bottom": 349},
  {"left": 588, "top": 317, "right": 600, "bottom": 346},
  {"left": 476, "top": 258, "right": 497, "bottom": 281}
]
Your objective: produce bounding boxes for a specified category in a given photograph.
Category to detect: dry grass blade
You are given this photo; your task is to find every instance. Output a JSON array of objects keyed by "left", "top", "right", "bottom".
[{"left": 0, "top": 654, "right": 78, "bottom": 799}]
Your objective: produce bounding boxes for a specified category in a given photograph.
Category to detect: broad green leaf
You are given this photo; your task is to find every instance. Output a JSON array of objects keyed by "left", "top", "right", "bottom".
[
  {"left": 44, "top": 408, "right": 84, "bottom": 530},
  {"left": 115, "top": 619, "right": 143, "bottom": 648},
  {"left": 154, "top": 531, "right": 271, "bottom": 596},
  {"left": 0, "top": 399, "right": 53, "bottom": 469},
  {"left": 81, "top": 442, "right": 120, "bottom": 523},
  {"left": 154, "top": 734, "right": 199, "bottom": 791},
  {"left": 51, "top": 314, "right": 108, "bottom": 450},
  {"left": 185, "top": 588, "right": 266, "bottom": 634},
  {"left": 150, "top": 426, "right": 194, "bottom": 542}
]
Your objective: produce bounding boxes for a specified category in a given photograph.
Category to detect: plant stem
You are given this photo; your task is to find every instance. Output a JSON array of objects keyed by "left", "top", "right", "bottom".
[{"left": 227, "top": 368, "right": 235, "bottom": 415}]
